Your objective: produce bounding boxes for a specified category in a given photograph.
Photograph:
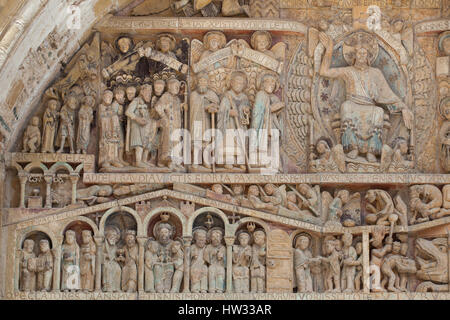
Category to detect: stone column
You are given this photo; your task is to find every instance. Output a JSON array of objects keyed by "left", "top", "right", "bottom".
[
  {"left": 137, "top": 236, "right": 147, "bottom": 293},
  {"left": 182, "top": 236, "right": 192, "bottom": 293},
  {"left": 362, "top": 230, "right": 370, "bottom": 294},
  {"left": 18, "top": 174, "right": 27, "bottom": 208},
  {"left": 43, "top": 175, "right": 53, "bottom": 209},
  {"left": 52, "top": 236, "right": 63, "bottom": 292},
  {"left": 69, "top": 174, "right": 79, "bottom": 205},
  {"left": 94, "top": 236, "right": 104, "bottom": 292},
  {"left": 224, "top": 236, "right": 235, "bottom": 293}
]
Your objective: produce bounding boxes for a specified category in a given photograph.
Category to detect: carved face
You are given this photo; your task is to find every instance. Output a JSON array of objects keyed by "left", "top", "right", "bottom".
[
  {"left": 248, "top": 186, "right": 259, "bottom": 197},
  {"left": 392, "top": 20, "right": 404, "bottom": 33},
  {"left": 232, "top": 185, "right": 244, "bottom": 195},
  {"left": 255, "top": 34, "right": 270, "bottom": 52},
  {"left": 103, "top": 92, "right": 113, "bottom": 105},
  {"left": 159, "top": 37, "right": 172, "bottom": 53},
  {"left": 342, "top": 233, "right": 352, "bottom": 247},
  {"left": 318, "top": 20, "right": 329, "bottom": 32},
  {"left": 82, "top": 231, "right": 92, "bottom": 244},
  {"left": 338, "top": 190, "right": 349, "bottom": 203},
  {"left": 287, "top": 192, "right": 296, "bottom": 203},
  {"left": 324, "top": 240, "right": 334, "bottom": 254},
  {"left": 106, "top": 231, "right": 118, "bottom": 246},
  {"left": 211, "top": 230, "right": 223, "bottom": 246},
  {"left": 66, "top": 232, "right": 76, "bottom": 245},
  {"left": 49, "top": 100, "right": 59, "bottom": 111},
  {"left": 442, "top": 101, "right": 450, "bottom": 120},
  {"left": 231, "top": 75, "right": 246, "bottom": 94},
  {"left": 365, "top": 190, "right": 376, "bottom": 203},
  {"left": 125, "top": 234, "right": 136, "bottom": 247},
  {"left": 355, "top": 48, "right": 369, "bottom": 66},
  {"left": 40, "top": 240, "right": 50, "bottom": 253},
  {"left": 253, "top": 231, "right": 265, "bottom": 246},
  {"left": 355, "top": 242, "right": 362, "bottom": 255},
  {"left": 154, "top": 80, "right": 165, "bottom": 97},
  {"left": 296, "top": 236, "right": 310, "bottom": 250},
  {"left": 126, "top": 87, "right": 137, "bottom": 101},
  {"left": 168, "top": 80, "right": 180, "bottom": 95},
  {"left": 171, "top": 241, "right": 181, "bottom": 253},
  {"left": 197, "top": 76, "right": 208, "bottom": 93},
  {"left": 24, "top": 240, "right": 34, "bottom": 253},
  {"left": 263, "top": 77, "right": 276, "bottom": 94},
  {"left": 141, "top": 87, "right": 153, "bottom": 103},
  {"left": 117, "top": 37, "right": 132, "bottom": 54},
  {"left": 158, "top": 227, "right": 171, "bottom": 244},
  {"left": 31, "top": 117, "right": 39, "bottom": 127},
  {"left": 238, "top": 233, "right": 250, "bottom": 246},
  {"left": 212, "top": 184, "right": 223, "bottom": 194},
  {"left": 392, "top": 242, "right": 401, "bottom": 254},
  {"left": 399, "top": 141, "right": 408, "bottom": 155},
  {"left": 114, "top": 90, "right": 125, "bottom": 104},
  {"left": 316, "top": 141, "right": 329, "bottom": 154},
  {"left": 194, "top": 231, "right": 207, "bottom": 248},
  {"left": 67, "top": 97, "right": 78, "bottom": 110},
  {"left": 208, "top": 36, "right": 221, "bottom": 51},
  {"left": 264, "top": 184, "right": 275, "bottom": 195}
]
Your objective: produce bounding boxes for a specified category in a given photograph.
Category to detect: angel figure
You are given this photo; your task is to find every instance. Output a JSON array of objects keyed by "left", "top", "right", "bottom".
[
  {"left": 439, "top": 97, "right": 450, "bottom": 172},
  {"left": 191, "top": 31, "right": 236, "bottom": 96},
  {"left": 238, "top": 31, "right": 286, "bottom": 102}
]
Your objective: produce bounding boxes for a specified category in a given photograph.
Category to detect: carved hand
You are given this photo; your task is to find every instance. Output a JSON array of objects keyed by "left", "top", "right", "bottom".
[{"left": 401, "top": 108, "right": 413, "bottom": 130}]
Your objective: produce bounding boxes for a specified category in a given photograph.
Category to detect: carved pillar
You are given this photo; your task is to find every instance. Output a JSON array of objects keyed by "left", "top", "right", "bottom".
[
  {"left": 94, "top": 236, "right": 103, "bottom": 292},
  {"left": 18, "top": 173, "right": 27, "bottom": 208},
  {"left": 362, "top": 230, "right": 370, "bottom": 294},
  {"left": 43, "top": 175, "right": 53, "bottom": 209},
  {"left": 182, "top": 236, "right": 192, "bottom": 293},
  {"left": 137, "top": 236, "right": 146, "bottom": 293},
  {"left": 69, "top": 174, "right": 79, "bottom": 205},
  {"left": 224, "top": 236, "right": 235, "bottom": 293},
  {"left": 52, "top": 236, "right": 63, "bottom": 292}
]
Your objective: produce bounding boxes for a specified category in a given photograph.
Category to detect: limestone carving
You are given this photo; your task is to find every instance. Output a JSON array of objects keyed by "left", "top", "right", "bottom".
[
  {"left": 250, "top": 228, "right": 266, "bottom": 293},
  {"left": 76, "top": 96, "right": 95, "bottom": 155},
  {"left": 80, "top": 230, "right": 96, "bottom": 292},
  {"left": 191, "top": 228, "right": 208, "bottom": 293},
  {"left": 293, "top": 233, "right": 320, "bottom": 292},
  {"left": 22, "top": 117, "right": 41, "bottom": 153},
  {"left": 232, "top": 231, "right": 252, "bottom": 293},
  {"left": 61, "top": 230, "right": 80, "bottom": 291},
  {"left": 204, "top": 228, "right": 226, "bottom": 293},
  {"left": 36, "top": 240, "right": 53, "bottom": 292},
  {"left": 20, "top": 239, "right": 36, "bottom": 292},
  {"left": 102, "top": 227, "right": 122, "bottom": 292},
  {"left": 121, "top": 230, "right": 138, "bottom": 292}
]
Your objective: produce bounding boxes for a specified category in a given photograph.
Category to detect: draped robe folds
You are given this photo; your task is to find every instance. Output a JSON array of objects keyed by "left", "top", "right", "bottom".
[
  {"left": 153, "top": 241, "right": 175, "bottom": 293},
  {"left": 76, "top": 105, "right": 94, "bottom": 151},
  {"left": 190, "top": 89, "right": 219, "bottom": 142},
  {"left": 61, "top": 243, "right": 80, "bottom": 290},
  {"left": 156, "top": 92, "right": 182, "bottom": 165},
  {"left": 337, "top": 66, "right": 407, "bottom": 156},
  {"left": 190, "top": 245, "right": 208, "bottom": 290},
  {"left": 122, "top": 244, "right": 138, "bottom": 291},
  {"left": 20, "top": 251, "right": 36, "bottom": 291},
  {"left": 99, "top": 104, "right": 122, "bottom": 167},
  {"left": 41, "top": 108, "right": 58, "bottom": 153},
  {"left": 232, "top": 245, "right": 252, "bottom": 281},
  {"left": 102, "top": 242, "right": 121, "bottom": 292},
  {"left": 56, "top": 105, "right": 75, "bottom": 148},
  {"left": 251, "top": 90, "right": 282, "bottom": 148},
  {"left": 126, "top": 97, "right": 152, "bottom": 151},
  {"left": 250, "top": 245, "right": 266, "bottom": 280},
  {"left": 204, "top": 244, "right": 226, "bottom": 292},
  {"left": 80, "top": 241, "right": 96, "bottom": 291},
  {"left": 217, "top": 90, "right": 250, "bottom": 162},
  {"left": 294, "top": 248, "right": 313, "bottom": 292}
]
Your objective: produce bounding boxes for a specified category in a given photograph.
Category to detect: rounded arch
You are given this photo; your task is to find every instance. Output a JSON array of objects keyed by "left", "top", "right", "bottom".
[
  {"left": 23, "top": 162, "right": 48, "bottom": 174},
  {"left": 59, "top": 216, "right": 99, "bottom": 237},
  {"left": 187, "top": 207, "right": 231, "bottom": 237},
  {"left": 143, "top": 206, "right": 187, "bottom": 237},
  {"left": 236, "top": 217, "right": 271, "bottom": 235},
  {"left": 49, "top": 162, "right": 74, "bottom": 174},
  {"left": 99, "top": 206, "right": 143, "bottom": 237},
  {"left": 17, "top": 226, "right": 58, "bottom": 250}
]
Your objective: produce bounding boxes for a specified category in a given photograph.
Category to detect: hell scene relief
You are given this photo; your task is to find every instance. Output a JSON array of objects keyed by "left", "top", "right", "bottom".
[{"left": 1, "top": 0, "right": 450, "bottom": 300}]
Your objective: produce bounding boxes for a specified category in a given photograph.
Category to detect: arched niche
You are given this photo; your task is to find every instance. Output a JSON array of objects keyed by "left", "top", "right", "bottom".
[
  {"left": 234, "top": 217, "right": 270, "bottom": 245},
  {"left": 99, "top": 206, "right": 143, "bottom": 237},
  {"left": 61, "top": 216, "right": 99, "bottom": 246},
  {"left": 19, "top": 230, "right": 53, "bottom": 257},
  {"left": 188, "top": 207, "right": 230, "bottom": 237},
  {"left": 145, "top": 207, "right": 184, "bottom": 240}
]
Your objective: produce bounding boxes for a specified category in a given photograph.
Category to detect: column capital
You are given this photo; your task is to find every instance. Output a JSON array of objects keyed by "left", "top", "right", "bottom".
[
  {"left": 182, "top": 236, "right": 193, "bottom": 246},
  {"left": 94, "top": 236, "right": 104, "bottom": 246},
  {"left": 224, "top": 236, "right": 235, "bottom": 246},
  {"left": 136, "top": 236, "right": 147, "bottom": 246}
]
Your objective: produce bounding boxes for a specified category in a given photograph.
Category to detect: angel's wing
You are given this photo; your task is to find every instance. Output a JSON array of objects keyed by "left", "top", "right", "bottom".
[
  {"left": 190, "top": 39, "right": 204, "bottom": 65},
  {"left": 271, "top": 42, "right": 286, "bottom": 62}
]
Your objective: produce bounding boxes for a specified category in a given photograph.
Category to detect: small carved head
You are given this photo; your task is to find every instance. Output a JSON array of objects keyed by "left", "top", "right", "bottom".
[
  {"left": 295, "top": 234, "right": 311, "bottom": 250},
  {"left": 31, "top": 116, "right": 40, "bottom": 127},
  {"left": 126, "top": 86, "right": 137, "bottom": 101},
  {"left": 105, "top": 227, "right": 120, "bottom": 245},
  {"left": 64, "top": 230, "right": 76, "bottom": 245},
  {"left": 193, "top": 228, "right": 207, "bottom": 248},
  {"left": 251, "top": 31, "right": 272, "bottom": 52},
  {"left": 264, "top": 184, "right": 276, "bottom": 195},
  {"left": 247, "top": 185, "right": 260, "bottom": 197},
  {"left": 116, "top": 36, "right": 134, "bottom": 54},
  {"left": 139, "top": 84, "right": 153, "bottom": 103},
  {"left": 81, "top": 230, "right": 93, "bottom": 244},
  {"left": 341, "top": 232, "right": 353, "bottom": 247},
  {"left": 113, "top": 87, "right": 126, "bottom": 104},
  {"left": 102, "top": 90, "right": 114, "bottom": 105},
  {"left": 355, "top": 242, "right": 362, "bottom": 255},
  {"left": 209, "top": 228, "right": 224, "bottom": 246},
  {"left": 39, "top": 239, "right": 50, "bottom": 253},
  {"left": 156, "top": 223, "right": 173, "bottom": 244},
  {"left": 237, "top": 231, "right": 251, "bottom": 247},
  {"left": 253, "top": 229, "right": 266, "bottom": 246},
  {"left": 211, "top": 184, "right": 223, "bottom": 194},
  {"left": 23, "top": 239, "right": 35, "bottom": 253},
  {"left": 232, "top": 185, "right": 244, "bottom": 195},
  {"left": 195, "top": 72, "right": 209, "bottom": 93},
  {"left": 204, "top": 31, "right": 226, "bottom": 52},
  {"left": 229, "top": 71, "right": 248, "bottom": 93},
  {"left": 125, "top": 230, "right": 137, "bottom": 246},
  {"left": 167, "top": 77, "right": 181, "bottom": 95},
  {"left": 157, "top": 33, "right": 176, "bottom": 53},
  {"left": 392, "top": 241, "right": 401, "bottom": 254},
  {"left": 153, "top": 79, "right": 166, "bottom": 97},
  {"left": 47, "top": 99, "right": 60, "bottom": 111}
]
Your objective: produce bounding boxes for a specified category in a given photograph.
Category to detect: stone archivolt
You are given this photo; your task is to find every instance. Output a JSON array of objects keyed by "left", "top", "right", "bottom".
[{"left": 1, "top": 1, "right": 450, "bottom": 300}]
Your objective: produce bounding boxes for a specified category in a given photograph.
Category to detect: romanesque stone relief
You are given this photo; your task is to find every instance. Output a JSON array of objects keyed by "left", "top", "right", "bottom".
[{"left": 2, "top": 0, "right": 450, "bottom": 300}]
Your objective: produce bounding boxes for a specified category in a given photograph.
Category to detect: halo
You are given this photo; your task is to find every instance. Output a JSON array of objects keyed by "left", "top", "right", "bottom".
[
  {"left": 203, "top": 31, "right": 227, "bottom": 50},
  {"left": 342, "top": 32, "right": 379, "bottom": 66},
  {"left": 153, "top": 220, "right": 175, "bottom": 240},
  {"left": 157, "top": 33, "right": 177, "bottom": 51},
  {"left": 251, "top": 31, "right": 272, "bottom": 51},
  {"left": 439, "top": 97, "right": 450, "bottom": 119},
  {"left": 293, "top": 232, "right": 312, "bottom": 248},
  {"left": 438, "top": 31, "right": 450, "bottom": 55},
  {"left": 256, "top": 71, "right": 280, "bottom": 92}
]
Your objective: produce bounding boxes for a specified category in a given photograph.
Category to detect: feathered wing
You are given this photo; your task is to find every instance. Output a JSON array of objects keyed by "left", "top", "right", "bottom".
[
  {"left": 332, "top": 144, "right": 346, "bottom": 173},
  {"left": 271, "top": 42, "right": 286, "bottom": 62},
  {"left": 190, "top": 39, "right": 204, "bottom": 65},
  {"left": 321, "top": 191, "right": 333, "bottom": 222}
]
